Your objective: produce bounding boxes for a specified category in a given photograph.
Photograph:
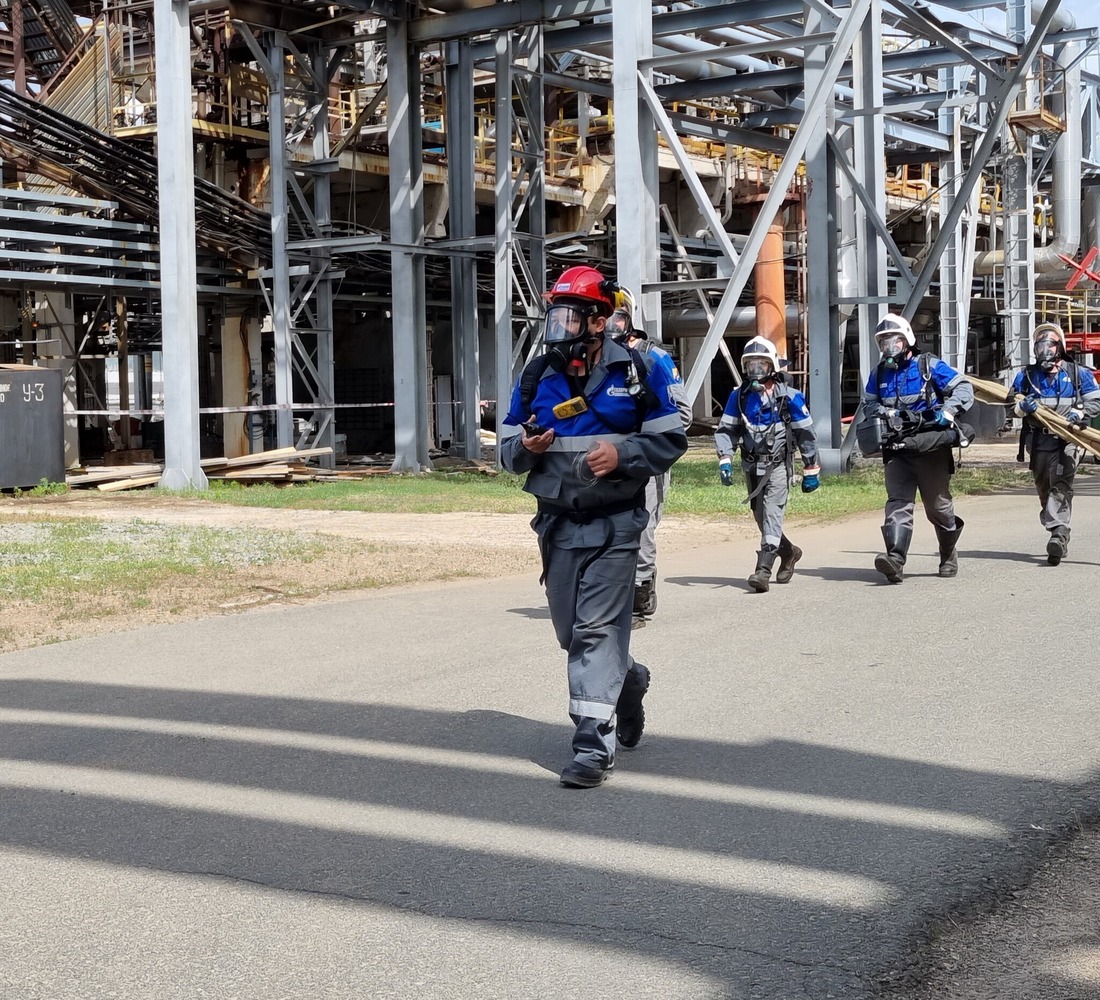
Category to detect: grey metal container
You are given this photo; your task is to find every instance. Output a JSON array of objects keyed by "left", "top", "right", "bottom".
[{"left": 0, "top": 366, "right": 65, "bottom": 490}]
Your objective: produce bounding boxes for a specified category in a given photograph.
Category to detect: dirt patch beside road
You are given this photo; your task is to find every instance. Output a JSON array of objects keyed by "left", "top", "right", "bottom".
[{"left": 0, "top": 493, "right": 754, "bottom": 653}]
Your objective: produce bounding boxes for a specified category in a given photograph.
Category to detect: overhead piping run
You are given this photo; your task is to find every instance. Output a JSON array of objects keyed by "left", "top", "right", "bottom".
[{"left": 974, "top": 3, "right": 1081, "bottom": 275}]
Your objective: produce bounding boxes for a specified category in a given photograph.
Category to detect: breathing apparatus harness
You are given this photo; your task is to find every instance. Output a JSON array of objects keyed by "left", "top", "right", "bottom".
[
  {"left": 735, "top": 373, "right": 795, "bottom": 504},
  {"left": 520, "top": 344, "right": 659, "bottom": 583},
  {"left": 519, "top": 344, "right": 657, "bottom": 436}
]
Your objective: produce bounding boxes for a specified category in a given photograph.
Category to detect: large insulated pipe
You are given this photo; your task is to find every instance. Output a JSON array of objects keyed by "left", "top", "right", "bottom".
[
  {"left": 755, "top": 221, "right": 787, "bottom": 357},
  {"left": 664, "top": 304, "right": 801, "bottom": 336},
  {"left": 975, "top": 7, "right": 1080, "bottom": 274}
]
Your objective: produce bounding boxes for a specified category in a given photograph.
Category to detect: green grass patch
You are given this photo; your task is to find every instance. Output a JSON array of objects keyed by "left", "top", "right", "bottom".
[
  {"left": 140, "top": 452, "right": 1035, "bottom": 520},
  {"left": 183, "top": 473, "right": 538, "bottom": 514},
  {"left": 0, "top": 516, "right": 323, "bottom": 607}
]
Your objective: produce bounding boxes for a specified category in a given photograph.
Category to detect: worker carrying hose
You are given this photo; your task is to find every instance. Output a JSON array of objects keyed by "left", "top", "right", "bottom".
[
  {"left": 1009, "top": 322, "right": 1100, "bottom": 565},
  {"left": 862, "top": 314, "right": 974, "bottom": 583}
]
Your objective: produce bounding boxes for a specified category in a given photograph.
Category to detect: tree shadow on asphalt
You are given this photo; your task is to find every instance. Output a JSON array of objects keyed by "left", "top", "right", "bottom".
[{"left": 2, "top": 679, "right": 1100, "bottom": 999}]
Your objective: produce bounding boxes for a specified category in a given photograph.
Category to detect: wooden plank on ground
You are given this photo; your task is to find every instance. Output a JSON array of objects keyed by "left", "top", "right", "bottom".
[{"left": 96, "top": 475, "right": 163, "bottom": 492}]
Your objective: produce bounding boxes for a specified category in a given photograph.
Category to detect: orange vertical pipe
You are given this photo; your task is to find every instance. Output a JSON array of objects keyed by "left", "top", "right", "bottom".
[{"left": 754, "top": 222, "right": 786, "bottom": 360}]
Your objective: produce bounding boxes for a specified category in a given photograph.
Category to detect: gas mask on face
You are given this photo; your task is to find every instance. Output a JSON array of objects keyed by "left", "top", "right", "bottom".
[
  {"left": 545, "top": 303, "right": 597, "bottom": 376},
  {"left": 546, "top": 336, "right": 594, "bottom": 375},
  {"left": 608, "top": 309, "right": 633, "bottom": 344},
  {"left": 743, "top": 358, "right": 774, "bottom": 392},
  {"left": 877, "top": 335, "right": 908, "bottom": 369},
  {"left": 1034, "top": 337, "right": 1061, "bottom": 372}
]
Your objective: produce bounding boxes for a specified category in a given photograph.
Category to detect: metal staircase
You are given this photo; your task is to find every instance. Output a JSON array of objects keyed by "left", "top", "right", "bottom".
[{"left": 0, "top": 0, "right": 81, "bottom": 84}]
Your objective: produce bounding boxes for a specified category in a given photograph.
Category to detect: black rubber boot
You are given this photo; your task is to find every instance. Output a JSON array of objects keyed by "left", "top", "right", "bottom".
[
  {"left": 1047, "top": 527, "right": 1070, "bottom": 566},
  {"left": 874, "top": 524, "right": 912, "bottom": 584},
  {"left": 935, "top": 516, "right": 964, "bottom": 578},
  {"left": 748, "top": 546, "right": 779, "bottom": 593},
  {"left": 633, "top": 579, "right": 657, "bottom": 616},
  {"left": 775, "top": 536, "right": 802, "bottom": 584},
  {"left": 616, "top": 664, "right": 651, "bottom": 749}
]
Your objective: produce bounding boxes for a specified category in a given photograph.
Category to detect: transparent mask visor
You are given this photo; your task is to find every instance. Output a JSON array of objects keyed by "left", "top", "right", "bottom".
[
  {"left": 876, "top": 334, "right": 907, "bottom": 358},
  {"left": 545, "top": 304, "right": 589, "bottom": 343},
  {"left": 608, "top": 310, "right": 632, "bottom": 340},
  {"left": 743, "top": 358, "right": 774, "bottom": 380},
  {"left": 1034, "top": 337, "right": 1060, "bottom": 364}
]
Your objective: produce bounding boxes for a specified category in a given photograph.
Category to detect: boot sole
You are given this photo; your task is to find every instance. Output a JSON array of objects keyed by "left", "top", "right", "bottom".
[
  {"left": 748, "top": 577, "right": 770, "bottom": 593},
  {"left": 1047, "top": 540, "right": 1063, "bottom": 566},
  {"left": 874, "top": 554, "right": 904, "bottom": 583},
  {"left": 560, "top": 765, "right": 614, "bottom": 788}
]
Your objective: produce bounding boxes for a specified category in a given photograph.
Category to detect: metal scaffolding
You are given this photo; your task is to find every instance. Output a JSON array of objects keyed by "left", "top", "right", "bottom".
[{"left": 1, "top": 0, "right": 1099, "bottom": 475}]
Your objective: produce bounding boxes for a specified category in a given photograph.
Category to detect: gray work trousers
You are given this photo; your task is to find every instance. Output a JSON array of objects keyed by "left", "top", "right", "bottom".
[
  {"left": 635, "top": 473, "right": 668, "bottom": 585},
  {"left": 1030, "top": 441, "right": 1079, "bottom": 532},
  {"left": 533, "top": 507, "right": 650, "bottom": 769},
  {"left": 882, "top": 449, "right": 957, "bottom": 533},
  {"left": 746, "top": 463, "right": 790, "bottom": 548}
]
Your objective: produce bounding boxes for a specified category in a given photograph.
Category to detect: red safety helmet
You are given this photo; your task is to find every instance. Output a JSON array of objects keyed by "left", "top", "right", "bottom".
[
  {"left": 545, "top": 265, "right": 617, "bottom": 316},
  {"left": 544, "top": 265, "right": 618, "bottom": 344}
]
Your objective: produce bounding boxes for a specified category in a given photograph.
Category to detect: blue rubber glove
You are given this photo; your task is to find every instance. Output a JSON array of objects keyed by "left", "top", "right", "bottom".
[
  {"left": 933, "top": 409, "right": 954, "bottom": 427},
  {"left": 718, "top": 458, "right": 733, "bottom": 487},
  {"left": 1019, "top": 396, "right": 1039, "bottom": 415},
  {"left": 1067, "top": 409, "right": 1088, "bottom": 429},
  {"left": 801, "top": 473, "right": 820, "bottom": 493}
]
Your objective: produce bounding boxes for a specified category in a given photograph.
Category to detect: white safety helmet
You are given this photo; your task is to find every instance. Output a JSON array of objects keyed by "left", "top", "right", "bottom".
[
  {"left": 741, "top": 336, "right": 781, "bottom": 381},
  {"left": 875, "top": 313, "right": 915, "bottom": 348},
  {"left": 875, "top": 313, "right": 915, "bottom": 363},
  {"left": 1032, "top": 322, "right": 1066, "bottom": 369}
]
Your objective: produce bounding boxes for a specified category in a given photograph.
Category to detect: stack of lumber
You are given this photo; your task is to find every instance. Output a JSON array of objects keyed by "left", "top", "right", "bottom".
[
  {"left": 66, "top": 447, "right": 370, "bottom": 491},
  {"left": 971, "top": 374, "right": 1100, "bottom": 460}
]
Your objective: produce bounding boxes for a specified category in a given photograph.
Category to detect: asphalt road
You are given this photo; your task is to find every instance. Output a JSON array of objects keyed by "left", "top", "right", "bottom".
[{"left": 1, "top": 483, "right": 1098, "bottom": 999}]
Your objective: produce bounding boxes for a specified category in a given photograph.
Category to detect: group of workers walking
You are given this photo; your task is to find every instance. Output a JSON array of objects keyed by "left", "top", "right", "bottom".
[{"left": 501, "top": 264, "right": 1098, "bottom": 790}]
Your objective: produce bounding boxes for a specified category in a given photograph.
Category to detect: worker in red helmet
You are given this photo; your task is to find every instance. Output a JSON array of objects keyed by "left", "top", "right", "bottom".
[{"left": 499, "top": 264, "right": 689, "bottom": 789}]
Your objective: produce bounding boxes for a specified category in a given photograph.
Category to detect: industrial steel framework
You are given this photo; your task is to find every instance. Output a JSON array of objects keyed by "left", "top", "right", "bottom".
[{"left": 2, "top": 0, "right": 1100, "bottom": 477}]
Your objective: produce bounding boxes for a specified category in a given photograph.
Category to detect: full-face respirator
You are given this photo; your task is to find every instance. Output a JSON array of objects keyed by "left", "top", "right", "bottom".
[
  {"left": 544, "top": 303, "right": 599, "bottom": 376},
  {"left": 1034, "top": 336, "right": 1061, "bottom": 372},
  {"left": 743, "top": 358, "right": 775, "bottom": 392},
  {"left": 877, "top": 334, "right": 908, "bottom": 369}
]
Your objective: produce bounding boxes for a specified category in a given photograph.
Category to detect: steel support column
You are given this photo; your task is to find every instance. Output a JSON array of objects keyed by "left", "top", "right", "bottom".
[
  {"left": 1004, "top": 0, "right": 1036, "bottom": 372},
  {"left": 267, "top": 34, "right": 294, "bottom": 448},
  {"left": 804, "top": 9, "right": 843, "bottom": 461},
  {"left": 852, "top": 0, "right": 888, "bottom": 377},
  {"left": 155, "top": 0, "right": 207, "bottom": 489},
  {"left": 612, "top": 0, "right": 659, "bottom": 337},
  {"left": 445, "top": 38, "right": 481, "bottom": 459},
  {"left": 388, "top": 14, "right": 430, "bottom": 472}
]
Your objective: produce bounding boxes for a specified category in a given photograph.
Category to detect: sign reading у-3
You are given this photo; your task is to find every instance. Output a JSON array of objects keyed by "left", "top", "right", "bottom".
[{"left": 0, "top": 366, "right": 65, "bottom": 490}]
